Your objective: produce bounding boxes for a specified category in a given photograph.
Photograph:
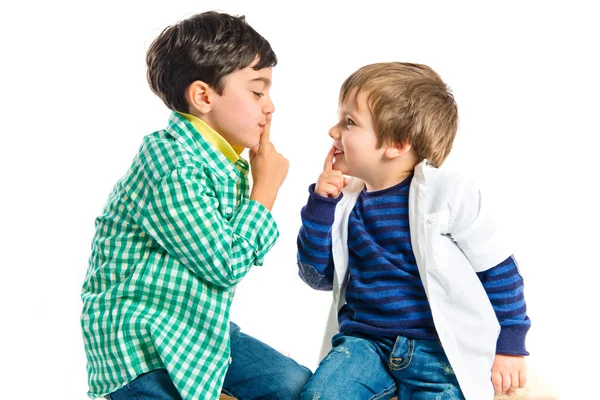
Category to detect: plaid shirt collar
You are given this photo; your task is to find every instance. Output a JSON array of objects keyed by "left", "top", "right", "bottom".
[{"left": 165, "top": 112, "right": 248, "bottom": 183}]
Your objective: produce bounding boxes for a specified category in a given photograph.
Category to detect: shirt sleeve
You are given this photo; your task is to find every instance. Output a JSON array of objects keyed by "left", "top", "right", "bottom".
[
  {"left": 448, "top": 177, "right": 513, "bottom": 272},
  {"left": 296, "top": 184, "right": 341, "bottom": 291},
  {"left": 477, "top": 255, "right": 531, "bottom": 356},
  {"left": 140, "top": 166, "right": 279, "bottom": 288}
]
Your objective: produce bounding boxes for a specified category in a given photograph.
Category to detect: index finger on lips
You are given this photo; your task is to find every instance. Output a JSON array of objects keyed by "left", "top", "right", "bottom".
[
  {"left": 260, "top": 121, "right": 271, "bottom": 146},
  {"left": 324, "top": 145, "right": 336, "bottom": 171}
]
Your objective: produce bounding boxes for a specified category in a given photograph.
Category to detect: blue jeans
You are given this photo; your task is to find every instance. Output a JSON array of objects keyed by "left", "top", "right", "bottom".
[
  {"left": 107, "top": 322, "right": 312, "bottom": 400},
  {"left": 301, "top": 332, "right": 465, "bottom": 400}
]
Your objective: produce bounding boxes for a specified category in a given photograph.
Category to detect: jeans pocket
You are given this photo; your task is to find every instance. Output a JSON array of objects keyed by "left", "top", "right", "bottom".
[{"left": 388, "top": 337, "right": 413, "bottom": 370}]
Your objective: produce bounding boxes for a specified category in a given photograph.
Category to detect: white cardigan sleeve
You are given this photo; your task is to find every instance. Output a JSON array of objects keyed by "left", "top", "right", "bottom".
[{"left": 448, "top": 177, "right": 513, "bottom": 272}]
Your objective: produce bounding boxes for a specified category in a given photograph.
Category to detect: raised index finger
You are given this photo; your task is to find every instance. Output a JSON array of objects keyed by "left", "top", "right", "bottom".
[
  {"left": 260, "top": 121, "right": 271, "bottom": 146},
  {"left": 324, "top": 145, "right": 336, "bottom": 171}
]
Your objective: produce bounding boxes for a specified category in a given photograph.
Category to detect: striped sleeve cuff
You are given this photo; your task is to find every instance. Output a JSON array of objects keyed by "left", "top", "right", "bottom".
[
  {"left": 301, "top": 184, "right": 342, "bottom": 224},
  {"left": 231, "top": 199, "right": 279, "bottom": 266},
  {"left": 496, "top": 323, "right": 531, "bottom": 356}
]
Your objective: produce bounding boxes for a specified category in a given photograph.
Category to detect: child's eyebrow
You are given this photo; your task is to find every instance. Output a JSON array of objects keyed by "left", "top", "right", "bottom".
[
  {"left": 339, "top": 108, "right": 358, "bottom": 119},
  {"left": 250, "top": 77, "right": 271, "bottom": 87}
]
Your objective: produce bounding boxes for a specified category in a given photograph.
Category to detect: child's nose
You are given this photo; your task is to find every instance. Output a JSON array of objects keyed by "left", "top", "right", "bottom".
[
  {"left": 328, "top": 125, "right": 340, "bottom": 140},
  {"left": 263, "top": 97, "right": 275, "bottom": 114}
]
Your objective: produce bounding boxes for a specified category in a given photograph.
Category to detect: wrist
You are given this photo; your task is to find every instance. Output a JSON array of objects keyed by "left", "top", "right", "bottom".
[
  {"left": 250, "top": 186, "right": 279, "bottom": 211},
  {"left": 301, "top": 184, "right": 341, "bottom": 224}
]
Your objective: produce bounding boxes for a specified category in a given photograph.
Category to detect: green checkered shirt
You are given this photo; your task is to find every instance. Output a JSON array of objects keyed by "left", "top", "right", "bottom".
[{"left": 81, "top": 112, "right": 279, "bottom": 399}]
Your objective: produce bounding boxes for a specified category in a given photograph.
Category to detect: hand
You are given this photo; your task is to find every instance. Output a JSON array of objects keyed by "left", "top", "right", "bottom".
[
  {"left": 491, "top": 354, "right": 527, "bottom": 395},
  {"left": 249, "top": 120, "right": 289, "bottom": 210},
  {"left": 314, "top": 146, "right": 347, "bottom": 198}
]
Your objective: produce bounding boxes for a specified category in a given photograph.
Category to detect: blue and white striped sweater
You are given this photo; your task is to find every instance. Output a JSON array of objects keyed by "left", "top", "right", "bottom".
[{"left": 297, "top": 177, "right": 530, "bottom": 355}]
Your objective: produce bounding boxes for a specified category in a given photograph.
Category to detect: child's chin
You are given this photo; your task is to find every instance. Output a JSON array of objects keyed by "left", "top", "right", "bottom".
[
  {"left": 332, "top": 164, "right": 346, "bottom": 173},
  {"left": 248, "top": 139, "right": 261, "bottom": 149}
]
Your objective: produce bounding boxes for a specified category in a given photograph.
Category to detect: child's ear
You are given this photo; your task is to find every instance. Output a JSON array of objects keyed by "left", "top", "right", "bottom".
[
  {"left": 185, "top": 80, "right": 214, "bottom": 114},
  {"left": 384, "top": 141, "right": 412, "bottom": 159}
]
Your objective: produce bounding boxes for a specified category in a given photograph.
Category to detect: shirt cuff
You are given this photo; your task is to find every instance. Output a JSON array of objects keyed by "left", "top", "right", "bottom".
[
  {"left": 496, "top": 324, "right": 531, "bottom": 356},
  {"left": 231, "top": 199, "right": 279, "bottom": 266},
  {"left": 301, "top": 183, "right": 342, "bottom": 224}
]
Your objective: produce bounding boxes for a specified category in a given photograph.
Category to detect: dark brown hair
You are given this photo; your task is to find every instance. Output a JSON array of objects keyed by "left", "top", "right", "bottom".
[
  {"left": 146, "top": 11, "right": 277, "bottom": 112},
  {"left": 340, "top": 62, "right": 458, "bottom": 167}
]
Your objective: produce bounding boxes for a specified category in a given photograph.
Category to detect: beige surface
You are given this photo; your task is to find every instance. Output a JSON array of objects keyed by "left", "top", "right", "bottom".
[{"left": 493, "top": 374, "right": 560, "bottom": 399}]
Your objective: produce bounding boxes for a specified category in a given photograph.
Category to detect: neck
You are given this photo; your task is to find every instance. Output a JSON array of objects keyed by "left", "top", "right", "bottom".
[
  {"left": 363, "top": 157, "right": 417, "bottom": 192},
  {"left": 364, "top": 171, "right": 412, "bottom": 192}
]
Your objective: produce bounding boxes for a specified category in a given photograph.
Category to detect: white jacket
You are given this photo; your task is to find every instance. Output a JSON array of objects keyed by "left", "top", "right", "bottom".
[{"left": 321, "top": 160, "right": 513, "bottom": 400}]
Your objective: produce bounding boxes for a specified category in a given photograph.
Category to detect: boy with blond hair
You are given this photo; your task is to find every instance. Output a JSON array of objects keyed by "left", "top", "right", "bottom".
[
  {"left": 81, "top": 11, "right": 311, "bottom": 400},
  {"left": 297, "top": 62, "right": 531, "bottom": 399}
]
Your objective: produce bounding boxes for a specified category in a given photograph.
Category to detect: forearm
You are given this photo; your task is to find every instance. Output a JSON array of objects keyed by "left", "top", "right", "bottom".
[
  {"left": 207, "top": 199, "right": 279, "bottom": 285},
  {"left": 477, "top": 255, "right": 531, "bottom": 355},
  {"left": 297, "top": 184, "right": 340, "bottom": 289},
  {"left": 143, "top": 168, "right": 279, "bottom": 288},
  {"left": 250, "top": 184, "right": 279, "bottom": 211}
]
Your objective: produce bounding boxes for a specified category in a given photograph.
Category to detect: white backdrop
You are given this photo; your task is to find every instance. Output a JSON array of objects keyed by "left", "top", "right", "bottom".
[{"left": 1, "top": 1, "right": 598, "bottom": 398}]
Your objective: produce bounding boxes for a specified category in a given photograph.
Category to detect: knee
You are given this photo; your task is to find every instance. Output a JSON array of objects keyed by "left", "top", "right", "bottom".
[
  {"left": 301, "top": 387, "right": 336, "bottom": 400},
  {"left": 300, "top": 376, "right": 331, "bottom": 400},
  {"left": 279, "top": 366, "right": 312, "bottom": 399},
  {"left": 300, "top": 388, "right": 320, "bottom": 400}
]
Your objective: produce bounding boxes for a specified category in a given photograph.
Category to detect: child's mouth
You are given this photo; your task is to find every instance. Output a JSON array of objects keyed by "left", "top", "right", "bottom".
[{"left": 334, "top": 149, "right": 344, "bottom": 155}]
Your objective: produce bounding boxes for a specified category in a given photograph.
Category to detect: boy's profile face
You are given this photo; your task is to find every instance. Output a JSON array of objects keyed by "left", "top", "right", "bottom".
[
  {"left": 328, "top": 89, "right": 386, "bottom": 181},
  {"left": 205, "top": 60, "right": 274, "bottom": 149}
]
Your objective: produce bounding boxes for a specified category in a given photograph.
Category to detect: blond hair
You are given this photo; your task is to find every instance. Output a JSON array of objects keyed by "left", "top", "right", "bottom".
[{"left": 340, "top": 62, "right": 458, "bottom": 167}]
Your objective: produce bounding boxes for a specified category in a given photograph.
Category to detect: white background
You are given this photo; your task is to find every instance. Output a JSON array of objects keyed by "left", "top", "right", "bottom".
[{"left": 1, "top": 1, "right": 598, "bottom": 398}]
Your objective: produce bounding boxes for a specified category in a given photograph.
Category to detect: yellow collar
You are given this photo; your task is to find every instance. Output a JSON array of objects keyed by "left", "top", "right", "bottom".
[{"left": 178, "top": 112, "right": 244, "bottom": 163}]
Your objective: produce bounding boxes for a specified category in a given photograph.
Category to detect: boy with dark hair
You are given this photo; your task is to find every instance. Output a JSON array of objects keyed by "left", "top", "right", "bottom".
[
  {"left": 81, "top": 11, "right": 311, "bottom": 400},
  {"left": 297, "top": 62, "right": 531, "bottom": 399}
]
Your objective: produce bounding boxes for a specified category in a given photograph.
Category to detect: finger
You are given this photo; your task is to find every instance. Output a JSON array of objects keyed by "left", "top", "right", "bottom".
[
  {"left": 324, "top": 183, "right": 341, "bottom": 198},
  {"left": 492, "top": 373, "right": 503, "bottom": 394},
  {"left": 324, "top": 145, "right": 336, "bottom": 171},
  {"left": 336, "top": 174, "right": 345, "bottom": 191},
  {"left": 323, "top": 171, "right": 343, "bottom": 190},
  {"left": 508, "top": 371, "right": 519, "bottom": 394},
  {"left": 502, "top": 373, "right": 512, "bottom": 393},
  {"left": 518, "top": 368, "right": 528, "bottom": 388},
  {"left": 260, "top": 121, "right": 271, "bottom": 146},
  {"left": 321, "top": 171, "right": 343, "bottom": 189},
  {"left": 316, "top": 182, "right": 340, "bottom": 198}
]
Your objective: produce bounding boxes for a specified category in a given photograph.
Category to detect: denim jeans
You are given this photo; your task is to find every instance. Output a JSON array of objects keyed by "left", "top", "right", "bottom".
[
  {"left": 106, "top": 369, "right": 181, "bottom": 400},
  {"left": 301, "top": 331, "right": 465, "bottom": 400},
  {"left": 221, "top": 322, "right": 312, "bottom": 399},
  {"left": 107, "top": 322, "right": 312, "bottom": 400}
]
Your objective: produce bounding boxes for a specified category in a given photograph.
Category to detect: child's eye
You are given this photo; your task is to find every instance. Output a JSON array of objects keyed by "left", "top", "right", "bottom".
[
  {"left": 253, "top": 91, "right": 264, "bottom": 98},
  {"left": 345, "top": 118, "right": 356, "bottom": 127}
]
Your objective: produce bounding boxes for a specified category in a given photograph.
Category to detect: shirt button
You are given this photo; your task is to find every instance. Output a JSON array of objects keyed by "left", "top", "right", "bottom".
[
  {"left": 225, "top": 207, "right": 233, "bottom": 214},
  {"left": 427, "top": 215, "right": 435, "bottom": 224},
  {"left": 229, "top": 171, "right": 237, "bottom": 179}
]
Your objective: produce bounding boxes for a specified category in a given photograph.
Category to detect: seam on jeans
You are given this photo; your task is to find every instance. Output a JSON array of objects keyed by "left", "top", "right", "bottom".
[
  {"left": 390, "top": 335, "right": 401, "bottom": 356},
  {"left": 369, "top": 383, "right": 396, "bottom": 400},
  {"left": 389, "top": 339, "right": 413, "bottom": 371}
]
